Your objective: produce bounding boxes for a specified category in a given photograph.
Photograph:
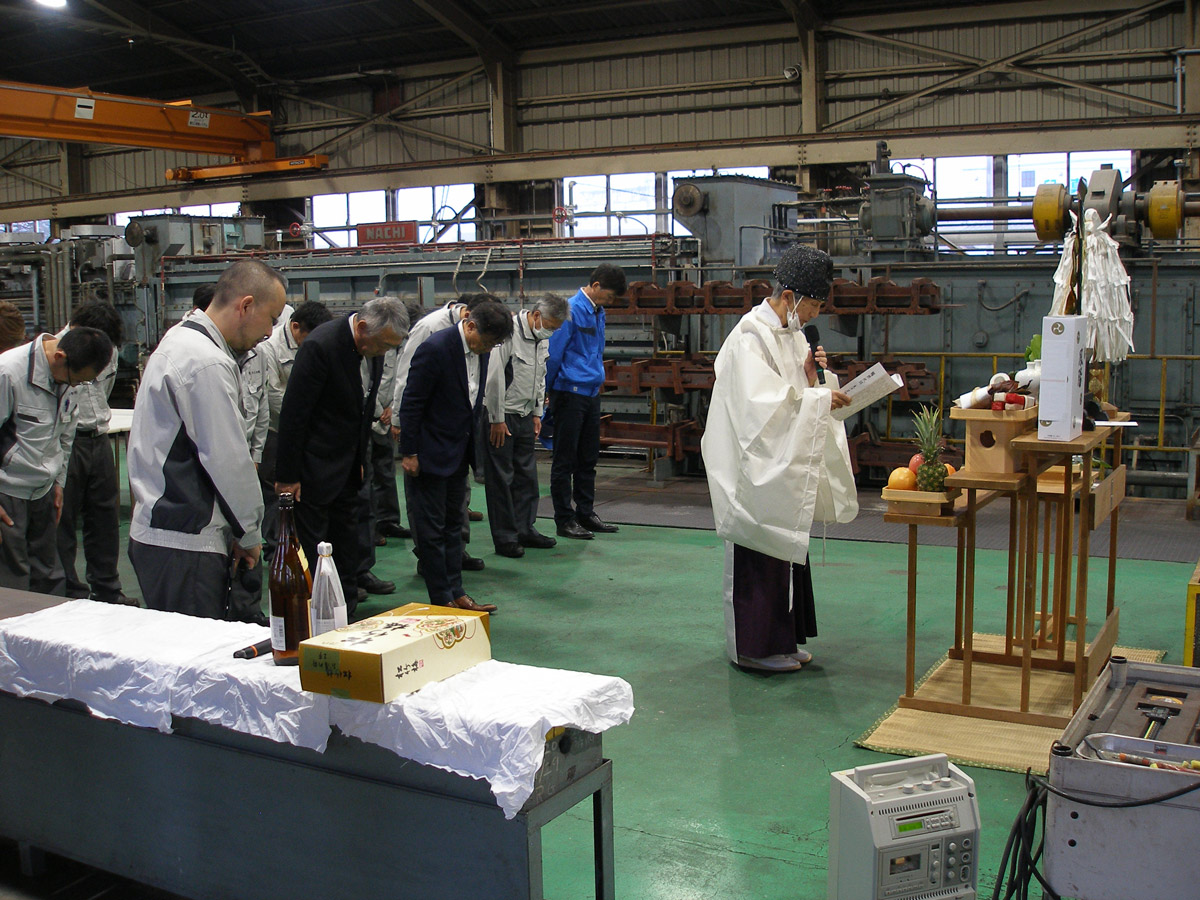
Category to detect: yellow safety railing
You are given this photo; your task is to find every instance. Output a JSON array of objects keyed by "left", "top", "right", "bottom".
[
  {"left": 875, "top": 351, "right": 1200, "bottom": 459},
  {"left": 1187, "top": 557, "right": 1200, "bottom": 667}
]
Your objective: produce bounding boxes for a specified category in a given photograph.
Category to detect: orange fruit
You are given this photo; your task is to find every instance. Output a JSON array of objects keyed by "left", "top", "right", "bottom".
[
  {"left": 888, "top": 467, "right": 917, "bottom": 490},
  {"left": 944, "top": 463, "right": 956, "bottom": 476}
]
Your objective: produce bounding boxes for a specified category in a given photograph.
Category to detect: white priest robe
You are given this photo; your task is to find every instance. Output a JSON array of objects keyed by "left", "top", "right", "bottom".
[{"left": 701, "top": 301, "right": 858, "bottom": 660}]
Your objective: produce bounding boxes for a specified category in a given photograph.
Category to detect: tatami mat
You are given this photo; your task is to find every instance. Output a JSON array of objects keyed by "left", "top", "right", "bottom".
[{"left": 857, "top": 641, "right": 1166, "bottom": 775}]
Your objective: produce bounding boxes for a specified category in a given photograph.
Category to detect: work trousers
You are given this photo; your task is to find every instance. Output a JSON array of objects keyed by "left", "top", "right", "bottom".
[
  {"left": 294, "top": 479, "right": 362, "bottom": 614},
  {"left": 0, "top": 489, "right": 65, "bottom": 595},
  {"left": 257, "top": 430, "right": 279, "bottom": 557},
  {"left": 549, "top": 390, "right": 601, "bottom": 524},
  {"left": 406, "top": 466, "right": 467, "bottom": 606},
  {"left": 356, "top": 472, "right": 376, "bottom": 580},
  {"left": 57, "top": 431, "right": 122, "bottom": 601},
  {"left": 484, "top": 412, "right": 539, "bottom": 547},
  {"left": 368, "top": 429, "right": 402, "bottom": 533},
  {"left": 227, "top": 557, "right": 265, "bottom": 624},
  {"left": 129, "top": 539, "right": 228, "bottom": 620}
]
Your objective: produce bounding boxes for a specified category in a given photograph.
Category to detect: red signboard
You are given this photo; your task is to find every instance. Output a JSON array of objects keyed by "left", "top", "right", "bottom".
[{"left": 356, "top": 221, "right": 419, "bottom": 245}]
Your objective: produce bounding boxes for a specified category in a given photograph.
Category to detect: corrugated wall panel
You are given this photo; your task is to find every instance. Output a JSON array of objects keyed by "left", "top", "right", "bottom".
[
  {"left": 3, "top": 12, "right": 1192, "bottom": 213},
  {"left": 824, "top": 7, "right": 1181, "bottom": 130}
]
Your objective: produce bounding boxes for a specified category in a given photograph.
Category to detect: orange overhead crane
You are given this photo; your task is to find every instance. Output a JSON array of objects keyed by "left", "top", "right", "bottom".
[{"left": 0, "top": 79, "right": 327, "bottom": 182}]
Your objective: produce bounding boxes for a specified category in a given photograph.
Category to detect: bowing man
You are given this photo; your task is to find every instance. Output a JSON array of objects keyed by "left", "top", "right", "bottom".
[{"left": 398, "top": 301, "right": 512, "bottom": 614}]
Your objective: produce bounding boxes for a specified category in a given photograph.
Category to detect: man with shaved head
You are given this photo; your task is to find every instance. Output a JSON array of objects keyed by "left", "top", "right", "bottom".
[{"left": 128, "top": 259, "right": 287, "bottom": 619}]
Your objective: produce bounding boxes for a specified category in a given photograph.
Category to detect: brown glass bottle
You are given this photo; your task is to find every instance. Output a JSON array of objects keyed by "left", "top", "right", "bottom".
[{"left": 270, "top": 492, "right": 312, "bottom": 666}]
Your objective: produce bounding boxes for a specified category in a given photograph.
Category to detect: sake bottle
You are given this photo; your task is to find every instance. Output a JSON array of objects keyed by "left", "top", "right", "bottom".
[
  {"left": 310, "top": 541, "right": 348, "bottom": 636},
  {"left": 269, "top": 492, "right": 312, "bottom": 665}
]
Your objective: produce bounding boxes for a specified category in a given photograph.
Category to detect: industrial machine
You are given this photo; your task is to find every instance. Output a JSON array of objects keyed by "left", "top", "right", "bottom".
[
  {"left": 828, "top": 753, "right": 980, "bottom": 900},
  {"left": 7, "top": 135, "right": 1199, "bottom": 493},
  {"left": 1042, "top": 658, "right": 1200, "bottom": 900}
]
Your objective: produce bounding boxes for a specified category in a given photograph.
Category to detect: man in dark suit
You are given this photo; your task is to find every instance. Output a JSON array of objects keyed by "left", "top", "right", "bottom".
[
  {"left": 275, "top": 297, "right": 409, "bottom": 612},
  {"left": 398, "top": 300, "right": 512, "bottom": 613}
]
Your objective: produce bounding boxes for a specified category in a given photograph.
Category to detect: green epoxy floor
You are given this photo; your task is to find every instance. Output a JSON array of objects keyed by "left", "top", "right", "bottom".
[
  {"left": 17, "top": 470, "right": 1195, "bottom": 899},
  {"left": 351, "top": 481, "right": 1190, "bottom": 900}
]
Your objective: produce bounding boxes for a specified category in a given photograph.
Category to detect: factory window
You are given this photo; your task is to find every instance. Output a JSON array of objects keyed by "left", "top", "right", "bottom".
[
  {"left": 0, "top": 219, "right": 50, "bottom": 239},
  {"left": 179, "top": 202, "right": 241, "bottom": 217},
  {"left": 431, "top": 184, "right": 477, "bottom": 243},
  {"left": 1010, "top": 150, "right": 1132, "bottom": 198},
  {"left": 564, "top": 172, "right": 670, "bottom": 237},
  {"left": 563, "top": 175, "right": 611, "bottom": 237},
  {"left": 311, "top": 190, "right": 386, "bottom": 248},
  {"left": 112, "top": 209, "right": 173, "bottom": 226},
  {"left": 377, "top": 185, "right": 477, "bottom": 243},
  {"left": 890, "top": 156, "right": 991, "bottom": 201},
  {"left": 1009, "top": 154, "right": 1067, "bottom": 198},
  {"left": 1068, "top": 150, "right": 1134, "bottom": 194}
]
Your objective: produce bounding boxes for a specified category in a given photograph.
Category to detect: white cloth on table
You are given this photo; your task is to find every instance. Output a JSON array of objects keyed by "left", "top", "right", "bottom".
[
  {"left": 0, "top": 600, "right": 634, "bottom": 819},
  {"left": 0, "top": 600, "right": 329, "bottom": 749},
  {"left": 332, "top": 660, "right": 634, "bottom": 817}
]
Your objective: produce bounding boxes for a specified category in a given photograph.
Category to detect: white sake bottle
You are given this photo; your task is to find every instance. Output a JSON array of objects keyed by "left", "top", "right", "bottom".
[{"left": 310, "top": 541, "right": 348, "bottom": 636}]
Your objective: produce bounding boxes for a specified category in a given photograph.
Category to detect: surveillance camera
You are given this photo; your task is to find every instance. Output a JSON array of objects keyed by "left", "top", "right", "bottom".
[{"left": 782, "top": 66, "right": 800, "bottom": 82}]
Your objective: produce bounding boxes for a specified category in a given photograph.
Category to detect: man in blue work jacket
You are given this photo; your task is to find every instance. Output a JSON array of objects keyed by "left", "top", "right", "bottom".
[{"left": 545, "top": 264, "right": 626, "bottom": 539}]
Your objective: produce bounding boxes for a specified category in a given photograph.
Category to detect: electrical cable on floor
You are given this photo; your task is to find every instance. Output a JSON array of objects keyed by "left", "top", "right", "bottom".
[
  {"left": 992, "top": 764, "right": 1200, "bottom": 900},
  {"left": 991, "top": 772, "right": 1057, "bottom": 900}
]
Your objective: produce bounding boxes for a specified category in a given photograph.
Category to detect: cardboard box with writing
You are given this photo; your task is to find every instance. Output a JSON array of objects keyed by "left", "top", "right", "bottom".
[
  {"left": 299, "top": 603, "right": 490, "bottom": 702},
  {"left": 1038, "top": 315, "right": 1087, "bottom": 442}
]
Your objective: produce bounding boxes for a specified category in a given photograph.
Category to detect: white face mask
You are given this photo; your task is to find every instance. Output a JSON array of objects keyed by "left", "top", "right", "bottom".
[
  {"left": 531, "top": 314, "right": 554, "bottom": 340},
  {"left": 785, "top": 298, "right": 802, "bottom": 331}
]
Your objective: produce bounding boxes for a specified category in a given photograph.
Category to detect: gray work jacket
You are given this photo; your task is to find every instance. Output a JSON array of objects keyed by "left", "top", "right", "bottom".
[
  {"left": 485, "top": 311, "right": 549, "bottom": 422},
  {"left": 128, "top": 312, "right": 263, "bottom": 555},
  {"left": 0, "top": 336, "right": 78, "bottom": 500}
]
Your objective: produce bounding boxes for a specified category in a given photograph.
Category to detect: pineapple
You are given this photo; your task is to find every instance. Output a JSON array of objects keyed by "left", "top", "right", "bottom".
[{"left": 912, "top": 404, "right": 947, "bottom": 493}]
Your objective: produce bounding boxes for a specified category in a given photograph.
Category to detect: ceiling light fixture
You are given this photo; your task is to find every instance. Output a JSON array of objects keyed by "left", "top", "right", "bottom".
[{"left": 35, "top": 0, "right": 68, "bottom": 8}]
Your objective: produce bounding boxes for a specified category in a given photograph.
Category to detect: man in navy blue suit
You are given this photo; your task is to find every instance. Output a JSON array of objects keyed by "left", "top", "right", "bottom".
[{"left": 398, "top": 300, "right": 512, "bottom": 612}]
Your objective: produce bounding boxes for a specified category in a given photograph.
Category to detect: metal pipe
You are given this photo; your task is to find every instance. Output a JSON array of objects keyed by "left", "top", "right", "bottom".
[
  {"left": 1160, "top": 358, "right": 1168, "bottom": 448},
  {"left": 937, "top": 205, "right": 1034, "bottom": 221},
  {"left": 1125, "top": 470, "right": 1187, "bottom": 487}
]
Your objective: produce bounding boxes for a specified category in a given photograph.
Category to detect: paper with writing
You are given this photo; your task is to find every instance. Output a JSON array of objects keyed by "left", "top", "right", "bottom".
[{"left": 831, "top": 363, "right": 904, "bottom": 421}]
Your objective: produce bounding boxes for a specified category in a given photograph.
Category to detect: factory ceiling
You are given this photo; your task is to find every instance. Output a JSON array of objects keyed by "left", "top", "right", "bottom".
[{"left": 0, "top": 0, "right": 1009, "bottom": 103}]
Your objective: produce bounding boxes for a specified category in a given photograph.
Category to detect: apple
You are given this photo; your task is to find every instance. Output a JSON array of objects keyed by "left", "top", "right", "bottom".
[{"left": 908, "top": 453, "right": 924, "bottom": 474}]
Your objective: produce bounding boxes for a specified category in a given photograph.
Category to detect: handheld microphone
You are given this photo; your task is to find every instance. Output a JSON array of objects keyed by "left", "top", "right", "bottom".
[
  {"left": 802, "top": 324, "right": 826, "bottom": 385},
  {"left": 233, "top": 638, "right": 273, "bottom": 660}
]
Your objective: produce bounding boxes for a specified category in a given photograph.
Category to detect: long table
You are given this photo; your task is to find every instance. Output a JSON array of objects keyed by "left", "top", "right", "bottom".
[{"left": 0, "top": 590, "right": 622, "bottom": 900}]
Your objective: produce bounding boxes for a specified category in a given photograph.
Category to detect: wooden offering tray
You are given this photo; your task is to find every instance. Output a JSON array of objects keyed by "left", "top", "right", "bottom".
[{"left": 881, "top": 486, "right": 962, "bottom": 517}]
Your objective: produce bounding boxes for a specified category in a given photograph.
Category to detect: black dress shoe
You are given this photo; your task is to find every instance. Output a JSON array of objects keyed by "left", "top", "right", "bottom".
[
  {"left": 461, "top": 551, "right": 485, "bottom": 571},
  {"left": 375, "top": 535, "right": 387, "bottom": 547},
  {"left": 518, "top": 531, "right": 557, "bottom": 549},
  {"left": 556, "top": 520, "right": 594, "bottom": 540},
  {"left": 495, "top": 542, "right": 525, "bottom": 558},
  {"left": 577, "top": 513, "right": 618, "bottom": 533},
  {"left": 379, "top": 522, "right": 411, "bottom": 539},
  {"left": 358, "top": 572, "right": 396, "bottom": 595}
]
